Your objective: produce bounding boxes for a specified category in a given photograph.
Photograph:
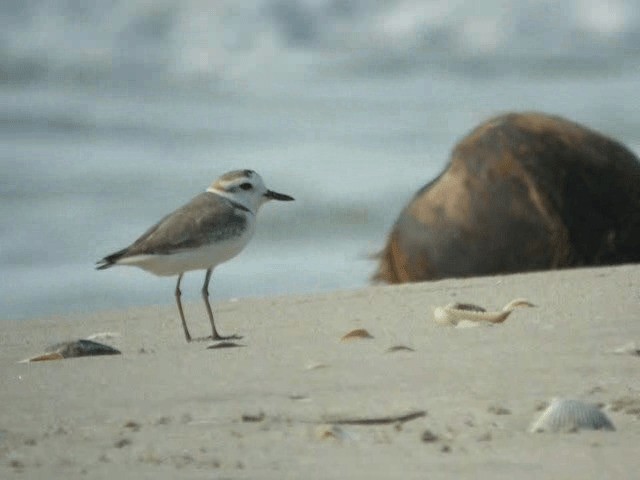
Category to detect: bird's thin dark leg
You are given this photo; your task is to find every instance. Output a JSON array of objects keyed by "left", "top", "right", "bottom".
[
  {"left": 175, "top": 274, "right": 192, "bottom": 342},
  {"left": 202, "top": 268, "right": 242, "bottom": 341}
]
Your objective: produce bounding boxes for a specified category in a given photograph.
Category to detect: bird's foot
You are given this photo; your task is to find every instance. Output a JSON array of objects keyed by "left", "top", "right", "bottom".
[
  {"left": 212, "top": 333, "right": 243, "bottom": 341},
  {"left": 194, "top": 333, "right": 243, "bottom": 342}
]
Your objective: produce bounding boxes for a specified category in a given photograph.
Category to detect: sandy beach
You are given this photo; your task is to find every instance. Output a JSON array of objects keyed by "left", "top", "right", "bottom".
[{"left": 1, "top": 264, "right": 639, "bottom": 479}]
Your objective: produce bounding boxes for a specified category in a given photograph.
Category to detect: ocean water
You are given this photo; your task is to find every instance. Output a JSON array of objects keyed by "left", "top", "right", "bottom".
[{"left": 2, "top": 0, "right": 640, "bottom": 320}]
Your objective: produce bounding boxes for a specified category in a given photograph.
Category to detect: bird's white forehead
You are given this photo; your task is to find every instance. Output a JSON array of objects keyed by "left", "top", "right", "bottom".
[{"left": 210, "top": 169, "right": 261, "bottom": 190}]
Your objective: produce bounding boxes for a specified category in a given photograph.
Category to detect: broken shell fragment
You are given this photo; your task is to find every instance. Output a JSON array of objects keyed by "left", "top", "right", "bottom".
[
  {"left": 206, "top": 341, "right": 245, "bottom": 349},
  {"left": 305, "top": 362, "right": 329, "bottom": 370},
  {"left": 340, "top": 328, "right": 374, "bottom": 341},
  {"left": 315, "top": 425, "right": 356, "bottom": 442},
  {"left": 20, "top": 339, "right": 121, "bottom": 362},
  {"left": 85, "top": 332, "right": 121, "bottom": 341},
  {"left": 434, "top": 299, "right": 534, "bottom": 326},
  {"left": 385, "top": 345, "right": 415, "bottom": 353},
  {"left": 529, "top": 398, "right": 615, "bottom": 433}
]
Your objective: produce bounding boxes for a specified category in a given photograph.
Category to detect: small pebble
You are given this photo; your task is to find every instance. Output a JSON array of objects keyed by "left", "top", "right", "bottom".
[
  {"left": 488, "top": 405, "right": 511, "bottom": 415},
  {"left": 420, "top": 429, "right": 439, "bottom": 443},
  {"left": 114, "top": 438, "right": 132, "bottom": 448},
  {"left": 241, "top": 412, "right": 265, "bottom": 423},
  {"left": 123, "top": 421, "right": 141, "bottom": 431}
]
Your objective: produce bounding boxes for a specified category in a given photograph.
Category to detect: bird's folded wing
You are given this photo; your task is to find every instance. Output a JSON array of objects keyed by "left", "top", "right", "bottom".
[{"left": 124, "top": 193, "right": 247, "bottom": 256}]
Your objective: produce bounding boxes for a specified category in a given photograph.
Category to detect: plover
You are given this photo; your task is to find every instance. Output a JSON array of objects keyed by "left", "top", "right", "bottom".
[{"left": 96, "top": 169, "right": 294, "bottom": 342}]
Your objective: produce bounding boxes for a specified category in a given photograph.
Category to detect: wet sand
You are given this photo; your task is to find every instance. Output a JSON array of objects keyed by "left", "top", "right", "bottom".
[{"left": 1, "top": 265, "right": 639, "bottom": 479}]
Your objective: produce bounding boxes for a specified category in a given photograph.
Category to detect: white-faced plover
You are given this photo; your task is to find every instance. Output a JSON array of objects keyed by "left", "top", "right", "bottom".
[{"left": 96, "top": 169, "right": 294, "bottom": 342}]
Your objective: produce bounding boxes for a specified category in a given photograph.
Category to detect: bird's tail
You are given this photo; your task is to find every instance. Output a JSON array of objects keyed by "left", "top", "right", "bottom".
[{"left": 95, "top": 248, "right": 128, "bottom": 270}]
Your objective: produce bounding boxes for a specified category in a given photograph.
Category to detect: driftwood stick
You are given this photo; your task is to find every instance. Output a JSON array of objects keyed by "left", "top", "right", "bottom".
[{"left": 320, "top": 410, "right": 427, "bottom": 426}]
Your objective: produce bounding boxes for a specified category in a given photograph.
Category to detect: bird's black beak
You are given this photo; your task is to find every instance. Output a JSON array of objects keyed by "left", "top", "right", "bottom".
[{"left": 264, "top": 190, "right": 294, "bottom": 201}]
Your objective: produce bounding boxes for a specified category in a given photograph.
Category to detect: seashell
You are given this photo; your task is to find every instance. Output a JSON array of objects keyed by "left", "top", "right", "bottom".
[
  {"left": 20, "top": 339, "right": 121, "bottom": 362},
  {"left": 206, "top": 341, "right": 245, "bottom": 349},
  {"left": 434, "top": 298, "right": 535, "bottom": 326},
  {"left": 385, "top": 345, "right": 415, "bottom": 353},
  {"left": 340, "top": 328, "right": 374, "bottom": 341},
  {"left": 20, "top": 352, "right": 65, "bottom": 362},
  {"left": 305, "top": 362, "right": 329, "bottom": 370},
  {"left": 85, "top": 332, "right": 121, "bottom": 341},
  {"left": 455, "top": 320, "right": 483, "bottom": 329},
  {"left": 449, "top": 303, "right": 487, "bottom": 312},
  {"left": 315, "top": 424, "right": 356, "bottom": 442},
  {"left": 529, "top": 398, "right": 615, "bottom": 433}
]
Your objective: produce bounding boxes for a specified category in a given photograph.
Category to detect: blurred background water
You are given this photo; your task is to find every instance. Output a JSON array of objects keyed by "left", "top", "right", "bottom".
[{"left": 1, "top": 0, "right": 639, "bottom": 320}]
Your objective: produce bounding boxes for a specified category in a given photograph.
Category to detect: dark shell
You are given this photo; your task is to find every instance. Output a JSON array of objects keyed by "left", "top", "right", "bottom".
[
  {"left": 48, "top": 339, "right": 121, "bottom": 358},
  {"left": 374, "top": 112, "right": 640, "bottom": 283},
  {"left": 207, "top": 341, "right": 245, "bottom": 349},
  {"left": 24, "top": 340, "right": 121, "bottom": 361},
  {"left": 340, "top": 328, "right": 374, "bottom": 341}
]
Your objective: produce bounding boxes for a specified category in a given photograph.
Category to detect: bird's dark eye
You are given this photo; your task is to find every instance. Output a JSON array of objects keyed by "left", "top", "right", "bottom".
[{"left": 239, "top": 182, "right": 253, "bottom": 191}]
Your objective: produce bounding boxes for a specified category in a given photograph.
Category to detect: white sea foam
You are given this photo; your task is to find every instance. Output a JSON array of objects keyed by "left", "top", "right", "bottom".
[{"left": 0, "top": 0, "right": 638, "bottom": 90}]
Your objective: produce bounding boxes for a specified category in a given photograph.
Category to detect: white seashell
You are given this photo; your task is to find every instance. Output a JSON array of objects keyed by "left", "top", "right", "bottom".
[
  {"left": 455, "top": 320, "right": 482, "bottom": 329},
  {"left": 434, "top": 299, "right": 534, "bottom": 326},
  {"left": 315, "top": 424, "right": 357, "bottom": 442},
  {"left": 529, "top": 398, "right": 615, "bottom": 433}
]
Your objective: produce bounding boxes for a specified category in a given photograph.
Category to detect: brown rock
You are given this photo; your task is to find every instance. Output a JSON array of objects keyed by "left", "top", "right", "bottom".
[{"left": 375, "top": 112, "right": 640, "bottom": 283}]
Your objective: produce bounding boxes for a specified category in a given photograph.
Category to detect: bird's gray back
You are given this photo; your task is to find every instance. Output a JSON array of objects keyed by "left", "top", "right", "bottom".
[{"left": 123, "top": 192, "right": 248, "bottom": 256}]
